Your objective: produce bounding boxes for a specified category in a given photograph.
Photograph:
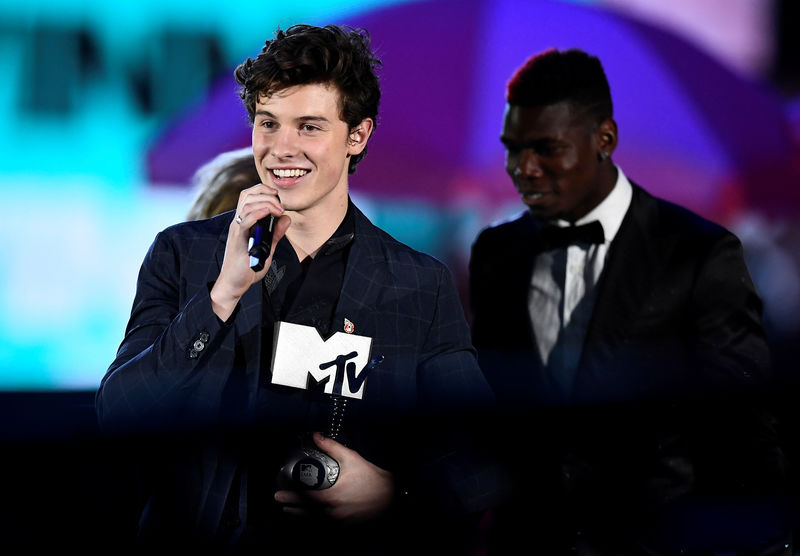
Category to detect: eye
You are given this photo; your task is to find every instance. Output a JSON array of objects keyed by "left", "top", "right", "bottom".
[
  {"left": 300, "top": 123, "right": 319, "bottom": 132},
  {"left": 535, "top": 142, "right": 564, "bottom": 157},
  {"left": 501, "top": 140, "right": 520, "bottom": 154}
]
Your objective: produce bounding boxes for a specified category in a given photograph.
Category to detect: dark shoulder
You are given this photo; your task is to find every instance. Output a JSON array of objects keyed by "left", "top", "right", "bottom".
[
  {"left": 155, "top": 210, "right": 232, "bottom": 243},
  {"left": 144, "top": 211, "right": 231, "bottom": 264},
  {"left": 632, "top": 183, "right": 733, "bottom": 245},
  {"left": 470, "top": 211, "right": 531, "bottom": 264},
  {"left": 473, "top": 210, "right": 530, "bottom": 248}
]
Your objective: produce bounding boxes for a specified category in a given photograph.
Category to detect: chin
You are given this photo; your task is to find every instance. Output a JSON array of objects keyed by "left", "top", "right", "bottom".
[{"left": 526, "top": 207, "right": 552, "bottom": 221}]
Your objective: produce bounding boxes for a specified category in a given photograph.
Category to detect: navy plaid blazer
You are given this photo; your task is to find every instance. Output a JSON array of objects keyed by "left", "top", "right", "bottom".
[{"left": 96, "top": 203, "right": 495, "bottom": 542}]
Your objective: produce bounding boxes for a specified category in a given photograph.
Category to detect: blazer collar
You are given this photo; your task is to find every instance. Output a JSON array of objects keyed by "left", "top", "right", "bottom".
[
  {"left": 329, "top": 205, "right": 392, "bottom": 339},
  {"left": 212, "top": 205, "right": 390, "bottom": 344}
]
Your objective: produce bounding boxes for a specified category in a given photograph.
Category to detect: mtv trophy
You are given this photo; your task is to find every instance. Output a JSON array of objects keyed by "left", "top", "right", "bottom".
[{"left": 270, "top": 321, "right": 383, "bottom": 490}]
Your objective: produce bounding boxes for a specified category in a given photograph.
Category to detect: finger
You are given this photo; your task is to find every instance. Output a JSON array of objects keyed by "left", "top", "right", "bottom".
[
  {"left": 271, "top": 214, "right": 292, "bottom": 247},
  {"left": 234, "top": 184, "right": 282, "bottom": 223},
  {"left": 275, "top": 490, "right": 328, "bottom": 516},
  {"left": 235, "top": 198, "right": 283, "bottom": 229},
  {"left": 281, "top": 505, "right": 310, "bottom": 516},
  {"left": 238, "top": 182, "right": 279, "bottom": 199},
  {"left": 274, "top": 489, "right": 304, "bottom": 505},
  {"left": 240, "top": 191, "right": 282, "bottom": 213},
  {"left": 240, "top": 182, "right": 279, "bottom": 201},
  {"left": 247, "top": 182, "right": 280, "bottom": 195},
  {"left": 312, "top": 432, "right": 352, "bottom": 462}
]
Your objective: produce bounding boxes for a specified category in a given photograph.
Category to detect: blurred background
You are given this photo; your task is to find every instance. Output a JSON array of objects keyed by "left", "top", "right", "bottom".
[
  {"left": 0, "top": 0, "right": 799, "bottom": 548},
  {"left": 1, "top": 0, "right": 798, "bottom": 391}
]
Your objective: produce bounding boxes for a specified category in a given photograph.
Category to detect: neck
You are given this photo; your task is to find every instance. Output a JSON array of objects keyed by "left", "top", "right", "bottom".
[
  {"left": 601, "top": 162, "right": 618, "bottom": 191},
  {"left": 585, "top": 163, "right": 619, "bottom": 218},
  {"left": 285, "top": 195, "right": 349, "bottom": 259},
  {"left": 560, "top": 164, "right": 619, "bottom": 224}
]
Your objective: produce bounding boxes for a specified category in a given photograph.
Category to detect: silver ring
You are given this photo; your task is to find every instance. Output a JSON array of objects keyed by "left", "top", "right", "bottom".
[{"left": 235, "top": 215, "right": 243, "bottom": 225}]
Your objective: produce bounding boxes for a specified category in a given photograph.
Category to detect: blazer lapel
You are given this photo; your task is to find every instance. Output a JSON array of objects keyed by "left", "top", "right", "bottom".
[{"left": 331, "top": 207, "right": 391, "bottom": 339}]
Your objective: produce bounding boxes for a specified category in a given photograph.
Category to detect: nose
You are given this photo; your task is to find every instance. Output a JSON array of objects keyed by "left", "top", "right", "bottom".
[
  {"left": 273, "top": 127, "right": 299, "bottom": 159},
  {"left": 515, "top": 148, "right": 543, "bottom": 179}
]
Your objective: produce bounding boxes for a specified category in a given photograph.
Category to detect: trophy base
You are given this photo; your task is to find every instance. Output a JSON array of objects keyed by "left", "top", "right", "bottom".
[{"left": 277, "top": 443, "right": 340, "bottom": 490}]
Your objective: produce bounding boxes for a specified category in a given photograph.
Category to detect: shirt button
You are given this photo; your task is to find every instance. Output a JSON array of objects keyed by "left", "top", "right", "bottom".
[{"left": 193, "top": 340, "right": 205, "bottom": 351}]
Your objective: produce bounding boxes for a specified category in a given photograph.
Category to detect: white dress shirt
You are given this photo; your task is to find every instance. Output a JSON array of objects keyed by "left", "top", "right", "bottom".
[{"left": 528, "top": 168, "right": 633, "bottom": 393}]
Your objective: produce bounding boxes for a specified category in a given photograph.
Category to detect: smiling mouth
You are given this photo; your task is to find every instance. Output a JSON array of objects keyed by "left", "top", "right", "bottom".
[
  {"left": 522, "top": 192, "right": 544, "bottom": 200},
  {"left": 271, "top": 168, "right": 309, "bottom": 178}
]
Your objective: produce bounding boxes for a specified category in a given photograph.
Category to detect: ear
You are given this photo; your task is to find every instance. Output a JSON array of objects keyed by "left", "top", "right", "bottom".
[
  {"left": 347, "top": 118, "right": 374, "bottom": 156},
  {"left": 595, "top": 117, "right": 618, "bottom": 158}
]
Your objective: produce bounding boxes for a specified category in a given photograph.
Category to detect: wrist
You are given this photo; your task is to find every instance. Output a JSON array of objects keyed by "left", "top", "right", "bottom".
[{"left": 209, "top": 282, "right": 241, "bottom": 322}]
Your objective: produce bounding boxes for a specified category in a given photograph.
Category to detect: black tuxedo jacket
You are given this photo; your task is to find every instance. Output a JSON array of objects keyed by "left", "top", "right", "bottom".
[
  {"left": 468, "top": 183, "right": 786, "bottom": 548},
  {"left": 470, "top": 183, "right": 770, "bottom": 405}
]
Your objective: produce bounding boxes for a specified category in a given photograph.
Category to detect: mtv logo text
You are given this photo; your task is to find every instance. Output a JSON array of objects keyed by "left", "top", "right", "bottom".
[
  {"left": 270, "top": 322, "right": 373, "bottom": 399},
  {"left": 298, "top": 463, "right": 319, "bottom": 487}
]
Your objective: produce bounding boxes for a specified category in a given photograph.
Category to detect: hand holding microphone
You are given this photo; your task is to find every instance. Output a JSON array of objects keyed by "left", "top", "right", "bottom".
[
  {"left": 211, "top": 185, "right": 289, "bottom": 321},
  {"left": 248, "top": 214, "right": 275, "bottom": 272}
]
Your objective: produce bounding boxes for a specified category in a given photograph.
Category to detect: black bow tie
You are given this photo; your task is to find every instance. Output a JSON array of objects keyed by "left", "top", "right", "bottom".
[{"left": 539, "top": 220, "right": 605, "bottom": 251}]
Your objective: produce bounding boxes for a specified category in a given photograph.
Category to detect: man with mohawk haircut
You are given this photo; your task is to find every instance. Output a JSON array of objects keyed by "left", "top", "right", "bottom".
[{"left": 470, "top": 48, "right": 789, "bottom": 554}]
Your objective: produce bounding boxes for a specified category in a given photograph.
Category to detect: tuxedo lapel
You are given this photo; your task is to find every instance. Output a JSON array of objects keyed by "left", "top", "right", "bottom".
[
  {"left": 497, "top": 213, "right": 545, "bottom": 350},
  {"left": 574, "top": 186, "right": 664, "bottom": 397}
]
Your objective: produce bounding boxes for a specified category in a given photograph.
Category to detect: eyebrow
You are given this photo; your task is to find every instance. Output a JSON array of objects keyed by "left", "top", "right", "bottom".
[
  {"left": 254, "top": 110, "right": 331, "bottom": 124},
  {"left": 500, "top": 136, "right": 561, "bottom": 147}
]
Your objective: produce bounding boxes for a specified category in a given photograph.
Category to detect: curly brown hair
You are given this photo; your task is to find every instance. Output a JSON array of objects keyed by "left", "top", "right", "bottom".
[{"left": 234, "top": 24, "right": 381, "bottom": 174}]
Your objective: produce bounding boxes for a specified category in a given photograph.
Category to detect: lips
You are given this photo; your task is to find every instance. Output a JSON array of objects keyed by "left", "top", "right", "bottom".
[
  {"left": 518, "top": 188, "right": 550, "bottom": 204},
  {"left": 271, "top": 168, "right": 308, "bottom": 178},
  {"left": 269, "top": 167, "right": 310, "bottom": 188}
]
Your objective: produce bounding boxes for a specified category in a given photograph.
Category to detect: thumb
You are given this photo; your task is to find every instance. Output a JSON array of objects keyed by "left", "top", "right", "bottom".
[
  {"left": 313, "top": 432, "right": 351, "bottom": 461},
  {"left": 273, "top": 213, "right": 292, "bottom": 247}
]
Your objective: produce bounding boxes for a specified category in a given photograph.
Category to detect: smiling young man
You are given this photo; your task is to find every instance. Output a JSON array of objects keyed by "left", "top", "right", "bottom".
[
  {"left": 469, "top": 49, "right": 788, "bottom": 554},
  {"left": 97, "top": 24, "right": 494, "bottom": 554}
]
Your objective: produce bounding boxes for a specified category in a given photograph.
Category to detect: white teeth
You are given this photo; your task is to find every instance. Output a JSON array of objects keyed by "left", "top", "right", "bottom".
[
  {"left": 524, "top": 192, "right": 543, "bottom": 199},
  {"left": 272, "top": 168, "right": 308, "bottom": 178}
]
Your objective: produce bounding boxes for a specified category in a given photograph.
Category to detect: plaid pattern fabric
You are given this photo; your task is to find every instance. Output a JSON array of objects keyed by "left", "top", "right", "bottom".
[{"left": 96, "top": 203, "right": 496, "bottom": 539}]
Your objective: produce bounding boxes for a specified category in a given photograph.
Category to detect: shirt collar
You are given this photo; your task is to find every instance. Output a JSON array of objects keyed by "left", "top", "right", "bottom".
[{"left": 563, "top": 165, "right": 632, "bottom": 244}]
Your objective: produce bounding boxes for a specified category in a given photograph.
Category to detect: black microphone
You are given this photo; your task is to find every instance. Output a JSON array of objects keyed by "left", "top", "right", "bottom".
[{"left": 248, "top": 214, "right": 275, "bottom": 272}]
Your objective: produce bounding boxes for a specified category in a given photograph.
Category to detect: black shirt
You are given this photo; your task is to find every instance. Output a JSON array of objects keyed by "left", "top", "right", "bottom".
[
  {"left": 263, "top": 201, "right": 355, "bottom": 339},
  {"left": 245, "top": 201, "right": 356, "bottom": 528}
]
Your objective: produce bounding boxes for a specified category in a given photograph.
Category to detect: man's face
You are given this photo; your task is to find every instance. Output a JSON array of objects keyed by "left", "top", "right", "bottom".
[
  {"left": 501, "top": 101, "right": 611, "bottom": 223},
  {"left": 252, "top": 83, "right": 370, "bottom": 216}
]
